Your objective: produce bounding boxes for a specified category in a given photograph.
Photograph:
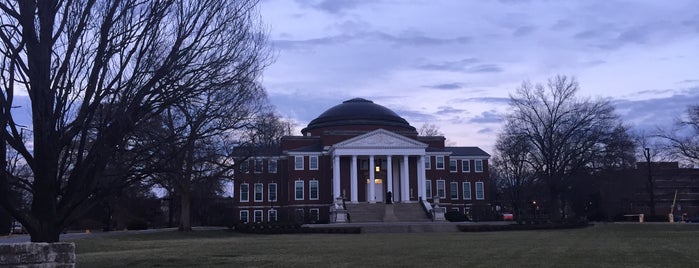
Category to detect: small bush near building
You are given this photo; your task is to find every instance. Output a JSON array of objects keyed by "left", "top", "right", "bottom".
[
  {"left": 235, "top": 222, "right": 360, "bottom": 234},
  {"left": 445, "top": 211, "right": 469, "bottom": 222},
  {"left": 457, "top": 221, "right": 591, "bottom": 232}
]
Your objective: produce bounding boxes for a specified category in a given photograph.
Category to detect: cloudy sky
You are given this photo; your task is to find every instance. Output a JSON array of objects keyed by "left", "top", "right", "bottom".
[{"left": 262, "top": 0, "right": 699, "bottom": 153}]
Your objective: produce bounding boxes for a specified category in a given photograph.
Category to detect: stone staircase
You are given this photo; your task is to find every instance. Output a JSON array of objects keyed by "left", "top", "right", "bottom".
[
  {"left": 345, "top": 202, "right": 429, "bottom": 222},
  {"left": 393, "top": 203, "right": 430, "bottom": 222}
]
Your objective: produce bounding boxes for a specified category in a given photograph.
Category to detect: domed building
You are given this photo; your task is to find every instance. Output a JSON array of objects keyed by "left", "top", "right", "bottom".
[{"left": 234, "top": 98, "right": 491, "bottom": 223}]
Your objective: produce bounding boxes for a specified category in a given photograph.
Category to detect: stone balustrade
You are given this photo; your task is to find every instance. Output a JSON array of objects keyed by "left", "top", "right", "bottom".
[{"left": 0, "top": 242, "right": 75, "bottom": 267}]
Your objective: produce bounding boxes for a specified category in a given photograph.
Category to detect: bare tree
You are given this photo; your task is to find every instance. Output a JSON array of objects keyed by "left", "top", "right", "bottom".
[
  {"left": 419, "top": 123, "right": 444, "bottom": 136},
  {"left": 659, "top": 105, "right": 699, "bottom": 165},
  {"left": 491, "top": 129, "right": 537, "bottom": 221},
  {"left": 0, "top": 0, "right": 269, "bottom": 242},
  {"left": 504, "top": 75, "right": 622, "bottom": 219}
]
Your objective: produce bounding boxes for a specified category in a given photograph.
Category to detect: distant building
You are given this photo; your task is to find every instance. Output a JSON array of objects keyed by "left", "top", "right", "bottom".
[
  {"left": 233, "top": 98, "right": 491, "bottom": 223},
  {"left": 629, "top": 162, "right": 699, "bottom": 220}
]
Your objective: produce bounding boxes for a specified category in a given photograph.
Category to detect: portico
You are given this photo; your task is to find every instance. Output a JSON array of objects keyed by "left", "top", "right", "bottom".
[{"left": 331, "top": 129, "right": 428, "bottom": 203}]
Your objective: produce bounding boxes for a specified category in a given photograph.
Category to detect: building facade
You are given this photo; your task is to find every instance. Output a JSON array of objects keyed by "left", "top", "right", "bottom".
[{"left": 234, "top": 98, "right": 491, "bottom": 223}]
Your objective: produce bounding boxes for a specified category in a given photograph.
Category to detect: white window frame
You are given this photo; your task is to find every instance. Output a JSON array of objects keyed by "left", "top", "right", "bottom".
[
  {"left": 268, "top": 159, "right": 277, "bottom": 173},
  {"left": 475, "top": 159, "right": 483, "bottom": 173},
  {"left": 309, "top": 156, "right": 319, "bottom": 170},
  {"left": 424, "top": 156, "right": 431, "bottom": 170},
  {"left": 254, "top": 159, "right": 263, "bottom": 173},
  {"left": 309, "top": 180, "right": 319, "bottom": 200},
  {"left": 239, "top": 183, "right": 249, "bottom": 202},
  {"left": 436, "top": 156, "right": 445, "bottom": 170},
  {"left": 240, "top": 160, "right": 249, "bottom": 174},
  {"left": 450, "top": 181, "right": 458, "bottom": 200},
  {"left": 449, "top": 159, "right": 457, "bottom": 172},
  {"left": 462, "top": 160, "right": 470, "bottom": 173},
  {"left": 425, "top": 180, "right": 432, "bottom": 199},
  {"left": 253, "top": 210, "right": 263, "bottom": 223},
  {"left": 295, "top": 180, "right": 304, "bottom": 200},
  {"left": 436, "top": 180, "right": 446, "bottom": 198},
  {"left": 295, "top": 156, "right": 304, "bottom": 170},
  {"left": 463, "top": 182, "right": 472, "bottom": 200},
  {"left": 239, "top": 210, "right": 249, "bottom": 223},
  {"left": 476, "top": 181, "right": 485, "bottom": 200},
  {"left": 268, "top": 183, "right": 277, "bottom": 202},
  {"left": 254, "top": 183, "right": 263, "bottom": 202},
  {"left": 310, "top": 208, "right": 320, "bottom": 222},
  {"left": 268, "top": 209, "right": 278, "bottom": 222}
]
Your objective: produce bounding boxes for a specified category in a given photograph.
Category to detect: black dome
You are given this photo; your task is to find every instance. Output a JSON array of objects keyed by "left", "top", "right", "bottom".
[{"left": 302, "top": 98, "right": 415, "bottom": 134}]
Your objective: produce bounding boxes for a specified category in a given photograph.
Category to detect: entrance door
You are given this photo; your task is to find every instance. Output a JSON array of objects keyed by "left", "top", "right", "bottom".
[{"left": 366, "top": 179, "right": 384, "bottom": 202}]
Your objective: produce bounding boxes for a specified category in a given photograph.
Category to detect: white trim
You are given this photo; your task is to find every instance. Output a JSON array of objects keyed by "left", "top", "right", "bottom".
[
  {"left": 268, "top": 159, "right": 277, "bottom": 173},
  {"left": 462, "top": 160, "right": 470, "bottom": 173},
  {"left": 310, "top": 208, "right": 320, "bottom": 222},
  {"left": 295, "top": 180, "right": 304, "bottom": 200},
  {"left": 475, "top": 159, "right": 484, "bottom": 173},
  {"left": 240, "top": 183, "right": 249, "bottom": 202},
  {"left": 332, "top": 129, "right": 428, "bottom": 150},
  {"left": 309, "top": 179, "right": 319, "bottom": 200},
  {"left": 476, "top": 181, "right": 485, "bottom": 200},
  {"left": 309, "top": 155, "right": 319, "bottom": 170},
  {"left": 436, "top": 179, "right": 446, "bottom": 198},
  {"left": 254, "top": 159, "right": 263, "bottom": 174},
  {"left": 268, "top": 209, "right": 277, "bottom": 222},
  {"left": 268, "top": 183, "right": 277, "bottom": 202},
  {"left": 449, "top": 159, "right": 457, "bottom": 173},
  {"left": 424, "top": 156, "right": 431, "bottom": 170},
  {"left": 450, "top": 181, "right": 459, "bottom": 200},
  {"left": 253, "top": 210, "right": 263, "bottom": 223},
  {"left": 463, "top": 182, "right": 472, "bottom": 200},
  {"left": 425, "top": 179, "right": 432, "bottom": 200},
  {"left": 449, "top": 156, "right": 491, "bottom": 160},
  {"left": 294, "top": 156, "right": 304, "bottom": 170},
  {"left": 436, "top": 156, "right": 445, "bottom": 170},
  {"left": 253, "top": 183, "right": 263, "bottom": 202},
  {"left": 239, "top": 210, "right": 249, "bottom": 223}
]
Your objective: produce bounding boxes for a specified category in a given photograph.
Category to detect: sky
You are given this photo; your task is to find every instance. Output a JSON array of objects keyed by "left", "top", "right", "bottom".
[{"left": 259, "top": 0, "right": 699, "bottom": 153}]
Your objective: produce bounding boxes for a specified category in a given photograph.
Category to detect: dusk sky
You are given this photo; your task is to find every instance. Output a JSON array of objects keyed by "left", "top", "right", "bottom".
[{"left": 260, "top": 0, "right": 699, "bottom": 153}]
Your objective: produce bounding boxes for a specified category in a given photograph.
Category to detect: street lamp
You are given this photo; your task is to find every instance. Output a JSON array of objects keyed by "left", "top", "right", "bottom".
[{"left": 644, "top": 148, "right": 655, "bottom": 216}]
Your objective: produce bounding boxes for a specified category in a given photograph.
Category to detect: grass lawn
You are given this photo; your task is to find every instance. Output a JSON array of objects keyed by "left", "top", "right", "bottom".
[{"left": 73, "top": 223, "right": 699, "bottom": 267}]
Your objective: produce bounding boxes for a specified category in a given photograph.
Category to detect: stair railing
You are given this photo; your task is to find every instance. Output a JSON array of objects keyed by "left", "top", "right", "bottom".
[{"left": 419, "top": 197, "right": 433, "bottom": 220}]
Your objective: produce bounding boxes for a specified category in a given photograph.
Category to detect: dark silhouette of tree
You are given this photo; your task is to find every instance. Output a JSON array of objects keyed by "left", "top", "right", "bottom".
[
  {"left": 660, "top": 105, "right": 699, "bottom": 165},
  {"left": 491, "top": 129, "right": 537, "bottom": 221},
  {"left": 0, "top": 0, "right": 269, "bottom": 242},
  {"left": 502, "top": 75, "right": 626, "bottom": 219}
]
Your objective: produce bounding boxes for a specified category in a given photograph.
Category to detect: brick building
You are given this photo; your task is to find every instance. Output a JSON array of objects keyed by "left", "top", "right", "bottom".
[{"left": 233, "top": 98, "right": 490, "bottom": 223}]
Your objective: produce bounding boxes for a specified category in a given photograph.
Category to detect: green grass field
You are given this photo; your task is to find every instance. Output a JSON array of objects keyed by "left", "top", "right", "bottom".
[{"left": 73, "top": 223, "right": 699, "bottom": 267}]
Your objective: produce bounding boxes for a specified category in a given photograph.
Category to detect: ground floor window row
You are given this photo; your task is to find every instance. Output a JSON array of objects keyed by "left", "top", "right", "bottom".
[
  {"left": 238, "top": 207, "right": 323, "bottom": 223},
  {"left": 425, "top": 180, "right": 485, "bottom": 201}
]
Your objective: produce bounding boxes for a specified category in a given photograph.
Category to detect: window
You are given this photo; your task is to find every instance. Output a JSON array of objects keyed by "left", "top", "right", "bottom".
[
  {"left": 295, "top": 209, "right": 305, "bottom": 223},
  {"left": 254, "top": 183, "right": 263, "bottom": 202},
  {"left": 268, "top": 159, "right": 277, "bottom": 173},
  {"left": 254, "top": 159, "right": 263, "bottom": 173},
  {"left": 449, "top": 159, "right": 457, "bottom": 172},
  {"left": 295, "top": 156, "right": 304, "bottom": 170},
  {"left": 240, "top": 160, "right": 249, "bottom": 174},
  {"left": 475, "top": 159, "right": 483, "bottom": 173},
  {"left": 254, "top": 210, "right": 263, "bottom": 223},
  {"left": 426, "top": 180, "right": 432, "bottom": 199},
  {"left": 295, "top": 181, "right": 304, "bottom": 200},
  {"left": 310, "top": 208, "right": 319, "bottom": 222},
  {"left": 436, "top": 180, "right": 446, "bottom": 198},
  {"left": 268, "top": 209, "right": 278, "bottom": 222},
  {"left": 424, "top": 156, "right": 431, "bottom": 170},
  {"left": 436, "top": 156, "right": 445, "bottom": 170},
  {"left": 462, "top": 160, "right": 470, "bottom": 173},
  {"left": 450, "top": 182, "right": 458, "bottom": 200},
  {"left": 309, "top": 156, "right": 319, "bottom": 170},
  {"left": 463, "top": 182, "right": 472, "bottom": 200},
  {"left": 239, "top": 183, "right": 249, "bottom": 202},
  {"left": 476, "top": 181, "right": 485, "bottom": 200},
  {"left": 309, "top": 180, "right": 319, "bottom": 200},
  {"left": 268, "top": 183, "right": 277, "bottom": 202},
  {"left": 239, "top": 210, "right": 249, "bottom": 223}
]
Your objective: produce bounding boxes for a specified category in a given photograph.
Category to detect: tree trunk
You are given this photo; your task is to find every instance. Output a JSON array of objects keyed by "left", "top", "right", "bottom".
[
  {"left": 30, "top": 223, "right": 60, "bottom": 243},
  {"left": 179, "top": 191, "right": 192, "bottom": 232}
]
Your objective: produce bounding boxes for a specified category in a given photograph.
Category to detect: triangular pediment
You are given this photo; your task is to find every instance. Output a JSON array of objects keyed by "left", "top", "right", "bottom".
[{"left": 333, "top": 129, "right": 427, "bottom": 149}]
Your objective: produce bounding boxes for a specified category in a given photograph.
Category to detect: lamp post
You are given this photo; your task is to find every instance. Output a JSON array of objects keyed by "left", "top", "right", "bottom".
[{"left": 643, "top": 148, "right": 655, "bottom": 217}]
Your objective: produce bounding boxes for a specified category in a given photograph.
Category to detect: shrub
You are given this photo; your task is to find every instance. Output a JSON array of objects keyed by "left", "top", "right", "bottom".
[
  {"left": 445, "top": 211, "right": 468, "bottom": 222},
  {"left": 126, "top": 219, "right": 148, "bottom": 230}
]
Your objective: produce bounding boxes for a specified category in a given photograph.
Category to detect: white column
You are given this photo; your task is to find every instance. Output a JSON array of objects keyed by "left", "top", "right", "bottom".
[
  {"left": 386, "top": 155, "right": 393, "bottom": 199},
  {"left": 333, "top": 155, "right": 341, "bottom": 199},
  {"left": 402, "top": 155, "right": 410, "bottom": 202},
  {"left": 369, "top": 155, "right": 376, "bottom": 203},
  {"left": 351, "top": 155, "right": 358, "bottom": 203},
  {"left": 418, "top": 155, "right": 425, "bottom": 201}
]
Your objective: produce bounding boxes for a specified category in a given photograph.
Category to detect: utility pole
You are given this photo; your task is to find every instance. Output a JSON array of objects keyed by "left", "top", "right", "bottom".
[{"left": 643, "top": 148, "right": 655, "bottom": 217}]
